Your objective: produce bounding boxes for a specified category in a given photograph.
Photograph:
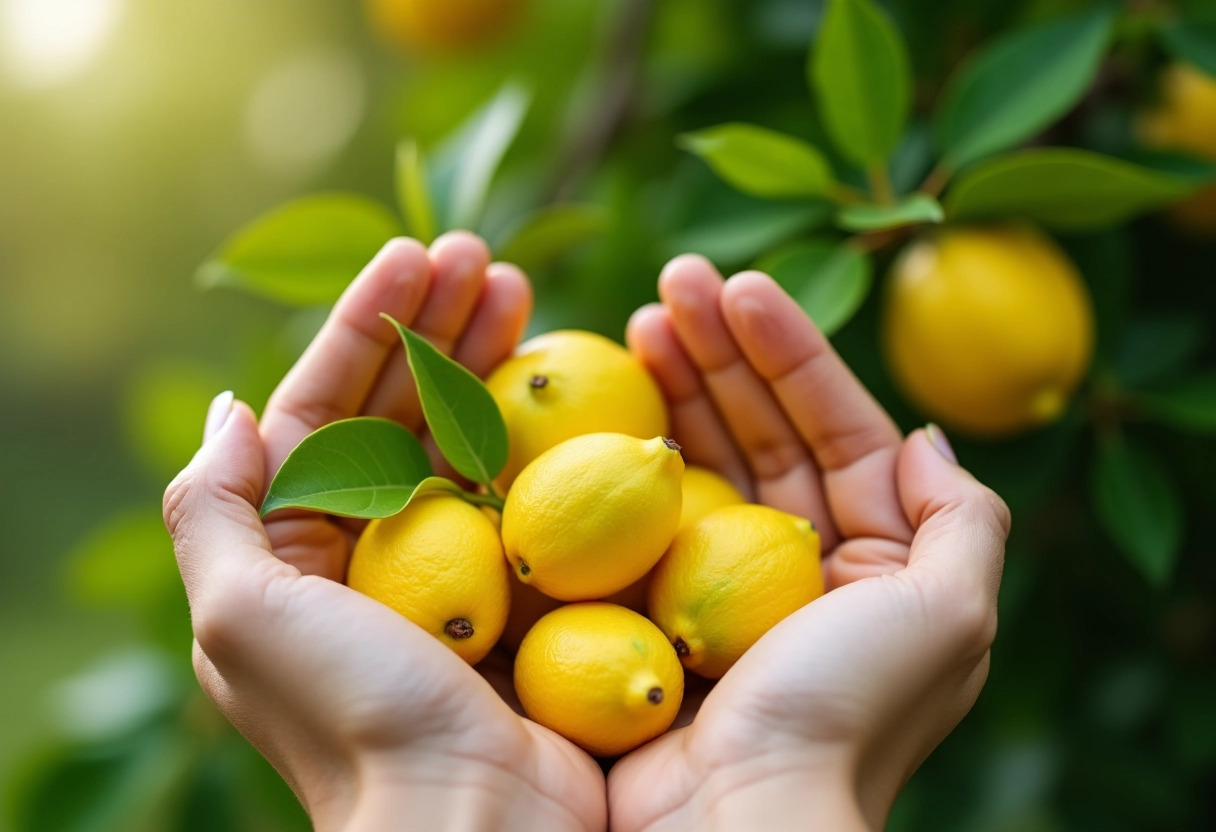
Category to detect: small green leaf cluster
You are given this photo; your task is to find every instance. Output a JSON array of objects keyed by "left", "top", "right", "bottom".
[{"left": 260, "top": 315, "right": 511, "bottom": 520}]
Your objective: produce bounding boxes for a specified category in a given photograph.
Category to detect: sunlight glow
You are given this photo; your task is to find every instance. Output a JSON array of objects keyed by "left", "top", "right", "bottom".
[{"left": 0, "top": 0, "right": 126, "bottom": 88}]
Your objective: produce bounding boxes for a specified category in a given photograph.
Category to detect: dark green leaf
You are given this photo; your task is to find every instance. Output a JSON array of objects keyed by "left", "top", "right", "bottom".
[
  {"left": 1116, "top": 312, "right": 1205, "bottom": 387},
  {"left": 945, "top": 148, "right": 1203, "bottom": 229},
  {"left": 937, "top": 6, "right": 1114, "bottom": 168},
  {"left": 395, "top": 140, "right": 436, "bottom": 245},
  {"left": 260, "top": 418, "right": 433, "bottom": 519},
  {"left": 402, "top": 476, "right": 466, "bottom": 511},
  {"left": 1159, "top": 17, "right": 1216, "bottom": 78},
  {"left": 1090, "top": 434, "right": 1183, "bottom": 587},
  {"left": 1143, "top": 374, "right": 1216, "bottom": 433},
  {"left": 496, "top": 204, "right": 607, "bottom": 273},
  {"left": 809, "top": 0, "right": 912, "bottom": 166},
  {"left": 677, "top": 123, "right": 836, "bottom": 198},
  {"left": 757, "top": 239, "right": 873, "bottom": 336},
  {"left": 196, "top": 195, "right": 402, "bottom": 307},
  {"left": 667, "top": 202, "right": 832, "bottom": 267},
  {"left": 431, "top": 82, "right": 531, "bottom": 231},
  {"left": 384, "top": 316, "right": 509, "bottom": 486},
  {"left": 836, "top": 193, "right": 943, "bottom": 231}
]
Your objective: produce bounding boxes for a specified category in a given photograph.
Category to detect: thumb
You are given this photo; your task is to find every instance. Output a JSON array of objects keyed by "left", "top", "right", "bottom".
[
  {"left": 163, "top": 392, "right": 282, "bottom": 622},
  {"left": 897, "top": 425, "right": 1010, "bottom": 622}
]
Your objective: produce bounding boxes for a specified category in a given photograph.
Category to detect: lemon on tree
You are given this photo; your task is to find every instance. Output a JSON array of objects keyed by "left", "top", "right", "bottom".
[
  {"left": 882, "top": 224, "right": 1094, "bottom": 437},
  {"left": 1138, "top": 63, "right": 1216, "bottom": 235},
  {"left": 486, "top": 330, "right": 669, "bottom": 490},
  {"left": 364, "top": 0, "right": 524, "bottom": 53},
  {"left": 501, "top": 432, "right": 683, "bottom": 601},
  {"left": 347, "top": 492, "right": 510, "bottom": 665},
  {"left": 649, "top": 504, "right": 823, "bottom": 680},
  {"left": 514, "top": 603, "right": 683, "bottom": 756}
]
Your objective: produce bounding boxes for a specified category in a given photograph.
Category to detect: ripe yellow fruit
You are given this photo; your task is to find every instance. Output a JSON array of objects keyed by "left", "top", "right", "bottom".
[
  {"left": 364, "top": 0, "right": 524, "bottom": 53},
  {"left": 679, "top": 465, "right": 746, "bottom": 531},
  {"left": 514, "top": 603, "right": 683, "bottom": 756},
  {"left": 882, "top": 225, "right": 1094, "bottom": 437},
  {"left": 348, "top": 493, "right": 510, "bottom": 664},
  {"left": 1139, "top": 63, "right": 1216, "bottom": 235},
  {"left": 502, "top": 433, "right": 683, "bottom": 601},
  {"left": 486, "top": 330, "right": 669, "bottom": 490},
  {"left": 648, "top": 505, "right": 823, "bottom": 679}
]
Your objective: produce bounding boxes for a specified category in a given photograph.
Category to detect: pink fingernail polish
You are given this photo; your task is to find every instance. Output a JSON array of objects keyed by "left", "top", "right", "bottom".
[
  {"left": 203, "top": 391, "right": 234, "bottom": 445},
  {"left": 926, "top": 423, "right": 957, "bottom": 464}
]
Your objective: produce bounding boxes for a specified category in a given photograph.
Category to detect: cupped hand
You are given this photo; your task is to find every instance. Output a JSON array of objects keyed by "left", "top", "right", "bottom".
[
  {"left": 609, "top": 255, "right": 1010, "bottom": 831},
  {"left": 163, "top": 234, "right": 606, "bottom": 832}
]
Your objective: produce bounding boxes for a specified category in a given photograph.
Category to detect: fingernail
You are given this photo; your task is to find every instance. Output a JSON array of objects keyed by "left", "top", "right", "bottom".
[
  {"left": 925, "top": 423, "right": 957, "bottom": 465},
  {"left": 203, "top": 391, "right": 234, "bottom": 445}
]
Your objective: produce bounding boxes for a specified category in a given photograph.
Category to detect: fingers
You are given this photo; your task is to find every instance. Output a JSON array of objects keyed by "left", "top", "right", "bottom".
[
  {"left": 897, "top": 428, "right": 1010, "bottom": 652},
  {"left": 452, "top": 262, "right": 533, "bottom": 378},
  {"left": 362, "top": 231, "right": 492, "bottom": 427},
  {"left": 718, "top": 272, "right": 911, "bottom": 547},
  {"left": 260, "top": 238, "right": 432, "bottom": 477},
  {"left": 657, "top": 255, "right": 836, "bottom": 540},
  {"left": 626, "top": 302, "right": 752, "bottom": 496}
]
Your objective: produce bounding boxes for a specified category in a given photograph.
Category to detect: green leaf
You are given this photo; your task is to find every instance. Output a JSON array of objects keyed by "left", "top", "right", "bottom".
[
  {"left": 836, "top": 193, "right": 943, "bottom": 232},
  {"left": 63, "top": 508, "right": 177, "bottom": 611},
  {"left": 809, "top": 0, "right": 912, "bottom": 166},
  {"left": 384, "top": 316, "right": 509, "bottom": 486},
  {"left": 401, "top": 476, "right": 466, "bottom": 510},
  {"left": 677, "top": 123, "right": 836, "bottom": 198},
  {"left": 937, "top": 6, "right": 1114, "bottom": 169},
  {"left": 667, "top": 202, "right": 832, "bottom": 268},
  {"left": 496, "top": 203, "right": 607, "bottom": 273},
  {"left": 1159, "top": 16, "right": 1216, "bottom": 78},
  {"left": 260, "top": 418, "right": 433, "bottom": 518},
  {"left": 945, "top": 148, "right": 1203, "bottom": 229},
  {"left": 396, "top": 140, "right": 436, "bottom": 244},
  {"left": 197, "top": 194, "right": 403, "bottom": 307},
  {"left": 1090, "top": 434, "right": 1183, "bottom": 587},
  {"left": 757, "top": 239, "right": 873, "bottom": 336},
  {"left": 431, "top": 82, "right": 531, "bottom": 231},
  {"left": 1143, "top": 374, "right": 1216, "bottom": 433},
  {"left": 1115, "top": 312, "right": 1205, "bottom": 387}
]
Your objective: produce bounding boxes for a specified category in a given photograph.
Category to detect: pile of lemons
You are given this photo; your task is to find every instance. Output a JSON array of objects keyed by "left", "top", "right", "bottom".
[{"left": 345, "top": 331, "right": 824, "bottom": 756}]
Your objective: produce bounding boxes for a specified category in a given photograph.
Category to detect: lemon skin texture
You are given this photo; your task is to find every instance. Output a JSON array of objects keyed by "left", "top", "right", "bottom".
[
  {"left": 1139, "top": 63, "right": 1216, "bottom": 235},
  {"left": 348, "top": 493, "right": 510, "bottom": 665},
  {"left": 883, "top": 224, "right": 1094, "bottom": 437},
  {"left": 513, "top": 603, "right": 683, "bottom": 757},
  {"left": 649, "top": 505, "right": 823, "bottom": 680},
  {"left": 364, "top": 0, "right": 524, "bottom": 53},
  {"left": 502, "top": 433, "right": 683, "bottom": 601},
  {"left": 486, "top": 330, "right": 669, "bottom": 491}
]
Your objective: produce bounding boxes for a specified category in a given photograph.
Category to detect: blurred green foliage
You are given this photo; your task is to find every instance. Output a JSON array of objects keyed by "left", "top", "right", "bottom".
[{"left": 3, "top": 0, "right": 1216, "bottom": 829}]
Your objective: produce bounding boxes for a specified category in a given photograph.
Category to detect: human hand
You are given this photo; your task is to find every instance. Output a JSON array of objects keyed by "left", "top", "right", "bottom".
[
  {"left": 164, "top": 234, "right": 606, "bottom": 832},
  {"left": 610, "top": 255, "right": 1010, "bottom": 831}
]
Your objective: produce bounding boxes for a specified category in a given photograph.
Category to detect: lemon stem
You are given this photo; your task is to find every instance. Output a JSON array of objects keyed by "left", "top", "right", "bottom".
[
  {"left": 647, "top": 687, "right": 664, "bottom": 705},
  {"left": 460, "top": 489, "right": 506, "bottom": 512}
]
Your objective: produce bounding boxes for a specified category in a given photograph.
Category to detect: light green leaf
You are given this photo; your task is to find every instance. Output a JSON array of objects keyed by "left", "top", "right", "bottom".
[
  {"left": 836, "top": 193, "right": 943, "bottom": 232},
  {"left": 1143, "top": 374, "right": 1216, "bottom": 433},
  {"left": 668, "top": 202, "right": 832, "bottom": 268},
  {"left": 197, "top": 194, "right": 402, "bottom": 307},
  {"left": 757, "top": 239, "right": 873, "bottom": 336},
  {"left": 260, "top": 417, "right": 433, "bottom": 518},
  {"left": 432, "top": 82, "right": 531, "bottom": 231},
  {"left": 401, "top": 476, "right": 466, "bottom": 510},
  {"left": 63, "top": 508, "right": 178, "bottom": 610},
  {"left": 945, "top": 148, "right": 1204, "bottom": 229},
  {"left": 1090, "top": 434, "right": 1182, "bottom": 587},
  {"left": 937, "top": 6, "right": 1114, "bottom": 169},
  {"left": 809, "top": 0, "right": 912, "bottom": 166},
  {"left": 384, "top": 315, "right": 509, "bottom": 486},
  {"left": 396, "top": 140, "right": 436, "bottom": 244},
  {"left": 496, "top": 203, "right": 607, "bottom": 273},
  {"left": 1159, "top": 17, "right": 1216, "bottom": 78},
  {"left": 677, "top": 123, "right": 836, "bottom": 198}
]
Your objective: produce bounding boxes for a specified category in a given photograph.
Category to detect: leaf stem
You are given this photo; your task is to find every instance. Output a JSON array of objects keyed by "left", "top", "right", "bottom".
[
  {"left": 918, "top": 162, "right": 953, "bottom": 199},
  {"left": 828, "top": 182, "right": 869, "bottom": 205},
  {"left": 867, "top": 164, "right": 896, "bottom": 206},
  {"left": 460, "top": 489, "right": 506, "bottom": 512}
]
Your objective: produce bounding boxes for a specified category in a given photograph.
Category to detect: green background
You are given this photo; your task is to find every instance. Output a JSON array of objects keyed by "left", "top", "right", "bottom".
[{"left": 2, "top": 0, "right": 1214, "bottom": 829}]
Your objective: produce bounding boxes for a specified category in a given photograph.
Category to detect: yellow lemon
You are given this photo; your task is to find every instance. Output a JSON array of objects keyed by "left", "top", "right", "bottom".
[
  {"left": 364, "top": 0, "right": 524, "bottom": 53},
  {"left": 502, "top": 433, "right": 683, "bottom": 601},
  {"left": 882, "top": 225, "right": 1094, "bottom": 437},
  {"left": 348, "top": 493, "right": 510, "bottom": 664},
  {"left": 514, "top": 603, "right": 683, "bottom": 756},
  {"left": 1138, "top": 63, "right": 1216, "bottom": 235},
  {"left": 486, "top": 330, "right": 669, "bottom": 490},
  {"left": 648, "top": 505, "right": 823, "bottom": 679},
  {"left": 679, "top": 465, "right": 746, "bottom": 531}
]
